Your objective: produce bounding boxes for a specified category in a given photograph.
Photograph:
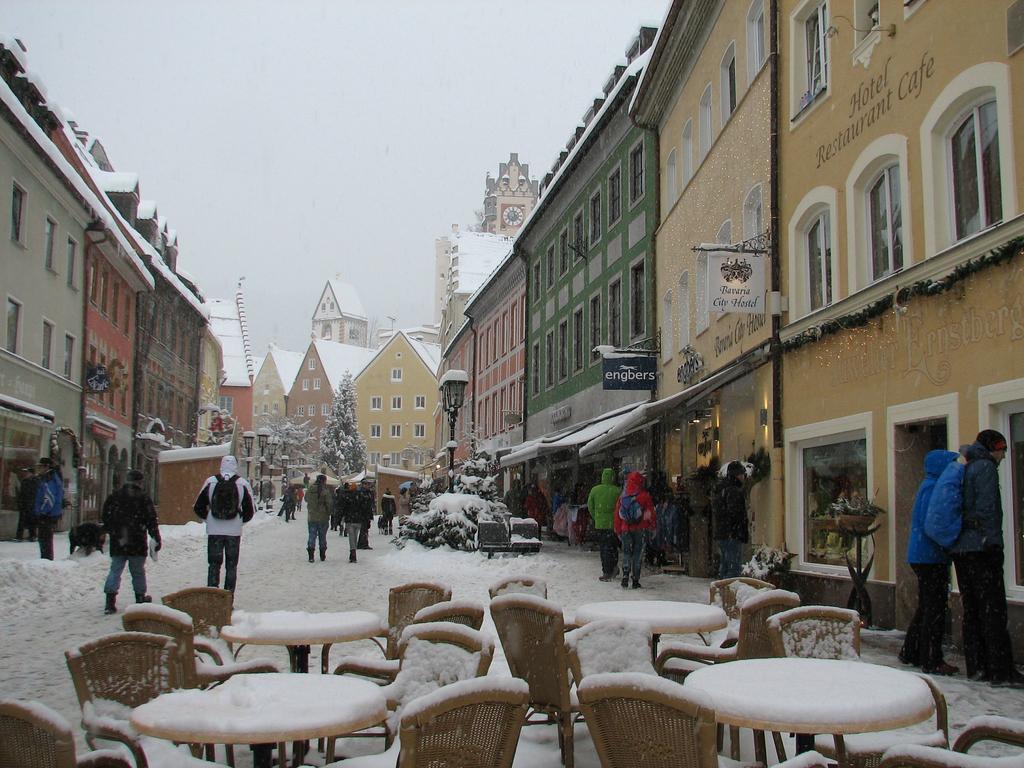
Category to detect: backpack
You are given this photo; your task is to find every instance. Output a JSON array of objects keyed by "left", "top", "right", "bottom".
[
  {"left": 619, "top": 493, "right": 642, "bottom": 524},
  {"left": 924, "top": 461, "right": 963, "bottom": 549},
  {"left": 210, "top": 475, "right": 240, "bottom": 520},
  {"left": 36, "top": 473, "right": 64, "bottom": 517}
]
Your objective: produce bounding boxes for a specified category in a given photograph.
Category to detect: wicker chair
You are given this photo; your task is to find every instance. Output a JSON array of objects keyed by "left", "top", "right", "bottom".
[
  {"left": 767, "top": 605, "right": 862, "bottom": 660},
  {"left": 490, "top": 592, "right": 576, "bottom": 768},
  {"left": 709, "top": 577, "right": 774, "bottom": 620},
  {"left": 488, "top": 575, "right": 549, "bottom": 599},
  {"left": 814, "top": 674, "right": 949, "bottom": 768},
  {"left": 656, "top": 589, "right": 801, "bottom": 682},
  {"left": 161, "top": 587, "right": 233, "bottom": 640},
  {"left": 878, "top": 715, "right": 1024, "bottom": 767},
  {"left": 412, "top": 599, "right": 485, "bottom": 630},
  {"left": 0, "top": 699, "right": 134, "bottom": 768},
  {"left": 564, "top": 619, "right": 655, "bottom": 685},
  {"left": 122, "top": 604, "right": 278, "bottom": 689},
  {"left": 65, "top": 632, "right": 186, "bottom": 768}
]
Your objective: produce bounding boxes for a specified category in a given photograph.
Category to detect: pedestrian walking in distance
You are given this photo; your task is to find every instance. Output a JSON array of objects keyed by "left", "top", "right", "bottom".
[
  {"left": 306, "top": 472, "right": 332, "bottom": 562},
  {"left": 101, "top": 469, "right": 161, "bottom": 614},
  {"left": 193, "top": 455, "right": 255, "bottom": 593},
  {"left": 614, "top": 471, "right": 656, "bottom": 589},
  {"left": 587, "top": 468, "right": 621, "bottom": 582},
  {"left": 33, "top": 457, "right": 66, "bottom": 561}
]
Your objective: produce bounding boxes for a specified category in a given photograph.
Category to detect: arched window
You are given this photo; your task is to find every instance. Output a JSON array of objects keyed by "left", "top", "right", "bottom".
[
  {"left": 950, "top": 101, "right": 1002, "bottom": 241},
  {"left": 744, "top": 185, "right": 763, "bottom": 239},
  {"left": 666, "top": 148, "right": 679, "bottom": 209},
  {"left": 699, "top": 85, "right": 713, "bottom": 160},
  {"left": 677, "top": 272, "right": 691, "bottom": 352},
  {"left": 720, "top": 43, "right": 737, "bottom": 123},
  {"left": 746, "top": 0, "right": 766, "bottom": 82},
  {"left": 662, "top": 290, "right": 674, "bottom": 363},
  {"left": 696, "top": 254, "right": 709, "bottom": 334},
  {"left": 681, "top": 120, "right": 694, "bottom": 185},
  {"left": 867, "top": 165, "right": 903, "bottom": 280},
  {"left": 805, "top": 210, "right": 833, "bottom": 311}
]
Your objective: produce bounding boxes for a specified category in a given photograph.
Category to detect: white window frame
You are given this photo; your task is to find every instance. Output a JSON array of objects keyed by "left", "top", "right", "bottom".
[
  {"left": 948, "top": 101, "right": 1002, "bottom": 242},
  {"left": 746, "top": 0, "right": 767, "bottom": 83},
  {"left": 321, "top": 403, "right": 329, "bottom": 416},
  {"left": 66, "top": 237, "right": 78, "bottom": 289},
  {"left": 301, "top": 379, "right": 309, "bottom": 391},
  {"left": 696, "top": 253, "right": 709, "bottom": 335},
  {"left": 369, "top": 451, "right": 381, "bottom": 466},
  {"left": 308, "top": 358, "right": 316, "bottom": 370},
  {"left": 629, "top": 257, "right": 646, "bottom": 340},
  {"left": 63, "top": 332, "right": 75, "bottom": 379},
  {"left": 589, "top": 189, "right": 602, "bottom": 245},
  {"left": 866, "top": 164, "right": 904, "bottom": 281},
  {"left": 681, "top": 120, "right": 694, "bottom": 187},
  {"left": 10, "top": 182, "right": 26, "bottom": 245},
  {"left": 6, "top": 296, "right": 21, "bottom": 354},
  {"left": 370, "top": 424, "right": 381, "bottom": 438},
  {"left": 390, "top": 424, "right": 401, "bottom": 438},
  {"left": 743, "top": 185, "right": 764, "bottom": 240},
  {"left": 391, "top": 395, "right": 402, "bottom": 410},
  {"left": 628, "top": 139, "right": 645, "bottom": 207},
  {"left": 720, "top": 44, "right": 738, "bottom": 125},
  {"left": 699, "top": 84, "right": 713, "bottom": 161},
  {"left": 788, "top": 187, "right": 839, "bottom": 319},
  {"left": 44, "top": 216, "right": 57, "bottom": 272},
  {"left": 414, "top": 423, "right": 426, "bottom": 438},
  {"left": 313, "top": 378, "right": 321, "bottom": 390},
  {"left": 41, "top": 318, "right": 54, "bottom": 369},
  {"left": 790, "top": 0, "right": 830, "bottom": 119},
  {"left": 391, "top": 367, "right": 402, "bottom": 382},
  {"left": 677, "top": 272, "right": 691, "bottom": 352},
  {"left": 665, "top": 148, "right": 679, "bottom": 212},
  {"left": 414, "top": 395, "right": 426, "bottom": 409},
  {"left": 371, "top": 395, "right": 383, "bottom": 410},
  {"left": 607, "top": 163, "right": 623, "bottom": 226}
]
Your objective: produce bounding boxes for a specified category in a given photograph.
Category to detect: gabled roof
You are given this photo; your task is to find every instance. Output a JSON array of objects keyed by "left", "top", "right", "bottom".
[
  {"left": 261, "top": 345, "right": 305, "bottom": 392},
  {"left": 322, "top": 277, "right": 367, "bottom": 320},
  {"left": 402, "top": 332, "right": 441, "bottom": 376},
  {"left": 314, "top": 340, "right": 377, "bottom": 391},
  {"left": 207, "top": 285, "right": 254, "bottom": 387}
]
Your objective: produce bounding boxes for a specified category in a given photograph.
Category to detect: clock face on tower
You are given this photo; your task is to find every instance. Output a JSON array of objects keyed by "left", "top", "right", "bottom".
[{"left": 502, "top": 205, "right": 524, "bottom": 227}]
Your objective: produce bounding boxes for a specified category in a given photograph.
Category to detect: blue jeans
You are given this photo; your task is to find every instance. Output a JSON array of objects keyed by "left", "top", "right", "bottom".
[
  {"left": 308, "top": 521, "right": 328, "bottom": 552},
  {"left": 105, "top": 554, "right": 147, "bottom": 595},
  {"left": 718, "top": 539, "right": 743, "bottom": 578},
  {"left": 620, "top": 530, "right": 645, "bottom": 581}
]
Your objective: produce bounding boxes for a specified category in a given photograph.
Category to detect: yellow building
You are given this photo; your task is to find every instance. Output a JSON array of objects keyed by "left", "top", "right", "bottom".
[
  {"left": 252, "top": 345, "right": 304, "bottom": 429},
  {"left": 777, "top": 0, "right": 1024, "bottom": 638},
  {"left": 196, "top": 327, "right": 223, "bottom": 445},
  {"left": 355, "top": 331, "right": 441, "bottom": 473}
]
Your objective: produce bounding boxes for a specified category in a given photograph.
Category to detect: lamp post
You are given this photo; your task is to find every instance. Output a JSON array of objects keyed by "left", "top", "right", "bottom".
[
  {"left": 242, "top": 430, "right": 256, "bottom": 486},
  {"left": 266, "top": 437, "right": 279, "bottom": 503},
  {"left": 280, "top": 454, "right": 289, "bottom": 499},
  {"left": 438, "top": 369, "right": 468, "bottom": 493}
]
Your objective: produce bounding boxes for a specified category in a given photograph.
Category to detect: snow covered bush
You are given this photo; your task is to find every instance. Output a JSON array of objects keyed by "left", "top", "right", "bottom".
[
  {"left": 741, "top": 544, "right": 794, "bottom": 581},
  {"left": 455, "top": 450, "right": 500, "bottom": 501},
  {"left": 399, "top": 493, "right": 503, "bottom": 551}
]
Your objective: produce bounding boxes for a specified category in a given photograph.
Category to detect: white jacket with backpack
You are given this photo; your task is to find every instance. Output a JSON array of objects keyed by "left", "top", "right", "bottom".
[{"left": 193, "top": 455, "right": 255, "bottom": 537}]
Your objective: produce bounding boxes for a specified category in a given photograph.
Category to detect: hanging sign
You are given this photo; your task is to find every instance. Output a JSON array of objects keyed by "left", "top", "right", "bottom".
[
  {"left": 85, "top": 364, "right": 111, "bottom": 393},
  {"left": 709, "top": 252, "right": 766, "bottom": 314},
  {"left": 602, "top": 356, "right": 656, "bottom": 390}
]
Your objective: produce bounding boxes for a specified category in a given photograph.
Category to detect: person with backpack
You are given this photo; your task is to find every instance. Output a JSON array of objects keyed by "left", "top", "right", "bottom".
[
  {"left": 15, "top": 465, "right": 39, "bottom": 541},
  {"left": 306, "top": 473, "right": 332, "bottom": 562},
  {"left": 379, "top": 491, "right": 396, "bottom": 535},
  {"left": 278, "top": 485, "right": 295, "bottom": 522},
  {"left": 588, "top": 468, "right": 621, "bottom": 582},
  {"left": 613, "top": 471, "right": 656, "bottom": 589},
  {"left": 949, "top": 430, "right": 1023, "bottom": 687},
  {"left": 899, "top": 449, "right": 959, "bottom": 675},
  {"left": 714, "top": 461, "right": 750, "bottom": 578},
  {"left": 101, "top": 469, "right": 161, "bottom": 614},
  {"left": 34, "top": 457, "right": 66, "bottom": 561},
  {"left": 193, "top": 455, "right": 255, "bottom": 592}
]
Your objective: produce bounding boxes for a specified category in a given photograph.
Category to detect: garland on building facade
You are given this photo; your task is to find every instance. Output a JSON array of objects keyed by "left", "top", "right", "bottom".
[{"left": 781, "top": 235, "right": 1024, "bottom": 353}]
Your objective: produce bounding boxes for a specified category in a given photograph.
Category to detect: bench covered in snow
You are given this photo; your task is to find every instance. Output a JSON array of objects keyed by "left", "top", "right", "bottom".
[{"left": 477, "top": 517, "right": 542, "bottom": 558}]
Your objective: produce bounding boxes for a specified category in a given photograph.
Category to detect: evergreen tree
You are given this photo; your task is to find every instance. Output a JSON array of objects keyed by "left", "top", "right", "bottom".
[{"left": 319, "top": 373, "right": 366, "bottom": 475}]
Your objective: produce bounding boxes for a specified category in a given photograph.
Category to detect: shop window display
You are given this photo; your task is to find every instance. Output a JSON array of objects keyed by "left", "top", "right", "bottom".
[
  {"left": 802, "top": 437, "right": 868, "bottom": 566},
  {"left": 1, "top": 422, "right": 42, "bottom": 509},
  {"left": 1011, "top": 410, "right": 1023, "bottom": 588}
]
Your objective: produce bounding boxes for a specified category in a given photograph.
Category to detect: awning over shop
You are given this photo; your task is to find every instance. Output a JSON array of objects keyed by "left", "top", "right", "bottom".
[{"left": 0, "top": 393, "right": 55, "bottom": 424}]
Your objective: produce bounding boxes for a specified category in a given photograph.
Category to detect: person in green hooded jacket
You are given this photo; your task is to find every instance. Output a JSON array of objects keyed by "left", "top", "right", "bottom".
[{"left": 587, "top": 468, "right": 621, "bottom": 581}]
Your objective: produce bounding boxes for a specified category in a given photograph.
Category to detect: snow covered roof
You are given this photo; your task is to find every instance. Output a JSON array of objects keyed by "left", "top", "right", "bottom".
[
  {"left": 314, "top": 340, "right": 377, "bottom": 391},
  {"left": 446, "top": 230, "right": 513, "bottom": 297},
  {"left": 94, "top": 169, "right": 139, "bottom": 194},
  {"left": 327, "top": 277, "right": 367, "bottom": 320},
  {"left": 137, "top": 199, "right": 157, "bottom": 219},
  {"left": 403, "top": 332, "right": 441, "bottom": 375},
  {"left": 158, "top": 442, "right": 232, "bottom": 464},
  {"left": 207, "top": 288, "right": 254, "bottom": 387},
  {"left": 263, "top": 345, "right": 305, "bottom": 392}
]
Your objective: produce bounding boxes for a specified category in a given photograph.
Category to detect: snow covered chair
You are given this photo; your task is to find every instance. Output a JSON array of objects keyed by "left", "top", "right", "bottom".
[
  {"left": 0, "top": 698, "right": 134, "bottom": 768},
  {"left": 161, "top": 587, "right": 233, "bottom": 641},
  {"left": 122, "top": 604, "right": 278, "bottom": 690},
  {"left": 815, "top": 673, "right": 948, "bottom": 768},
  {"left": 709, "top": 577, "right": 774, "bottom": 621},
  {"left": 564, "top": 619, "right": 655, "bottom": 685},
  {"left": 478, "top": 519, "right": 512, "bottom": 558},
  {"left": 490, "top": 592, "right": 576, "bottom": 768},
  {"left": 878, "top": 715, "right": 1024, "bottom": 767},
  {"left": 488, "top": 575, "right": 549, "bottom": 600},
  {"left": 412, "top": 599, "right": 485, "bottom": 631},
  {"left": 767, "top": 605, "right": 861, "bottom": 660}
]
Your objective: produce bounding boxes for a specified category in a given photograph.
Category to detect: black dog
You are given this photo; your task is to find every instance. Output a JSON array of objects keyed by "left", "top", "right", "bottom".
[{"left": 69, "top": 522, "right": 106, "bottom": 556}]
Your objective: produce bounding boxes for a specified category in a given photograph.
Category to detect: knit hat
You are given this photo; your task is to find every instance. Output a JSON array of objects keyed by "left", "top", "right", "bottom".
[
  {"left": 976, "top": 429, "right": 1007, "bottom": 453},
  {"left": 127, "top": 469, "right": 145, "bottom": 483}
]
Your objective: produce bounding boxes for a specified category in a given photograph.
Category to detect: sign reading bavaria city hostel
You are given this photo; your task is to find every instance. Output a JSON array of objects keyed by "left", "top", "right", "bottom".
[
  {"left": 602, "top": 356, "right": 656, "bottom": 390},
  {"left": 709, "top": 252, "right": 766, "bottom": 314}
]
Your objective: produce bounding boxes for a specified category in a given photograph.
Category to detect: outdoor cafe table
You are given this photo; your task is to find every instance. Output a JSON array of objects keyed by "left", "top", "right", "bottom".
[
  {"left": 221, "top": 609, "right": 386, "bottom": 674},
  {"left": 685, "top": 657, "right": 936, "bottom": 765},
  {"left": 573, "top": 600, "right": 728, "bottom": 658},
  {"left": 131, "top": 673, "right": 386, "bottom": 768}
]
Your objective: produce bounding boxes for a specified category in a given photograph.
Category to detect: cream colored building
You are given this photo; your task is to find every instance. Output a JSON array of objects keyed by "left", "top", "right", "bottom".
[
  {"left": 355, "top": 331, "right": 440, "bottom": 472},
  {"left": 252, "top": 344, "right": 304, "bottom": 428}
]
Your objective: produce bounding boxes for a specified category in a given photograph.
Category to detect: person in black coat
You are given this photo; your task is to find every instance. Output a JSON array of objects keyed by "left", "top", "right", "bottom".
[
  {"left": 101, "top": 469, "right": 161, "bottom": 614},
  {"left": 15, "top": 466, "right": 38, "bottom": 541},
  {"left": 713, "top": 461, "right": 749, "bottom": 579},
  {"left": 355, "top": 481, "right": 374, "bottom": 550}
]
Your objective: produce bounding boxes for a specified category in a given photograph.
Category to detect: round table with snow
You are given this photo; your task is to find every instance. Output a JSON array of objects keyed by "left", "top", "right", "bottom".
[
  {"left": 573, "top": 600, "right": 727, "bottom": 662},
  {"left": 221, "top": 609, "right": 386, "bottom": 673},
  {"left": 131, "top": 673, "right": 386, "bottom": 768},
  {"left": 685, "top": 657, "right": 936, "bottom": 765}
]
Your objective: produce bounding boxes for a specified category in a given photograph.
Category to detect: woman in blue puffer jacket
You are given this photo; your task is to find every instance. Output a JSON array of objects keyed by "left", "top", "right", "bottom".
[{"left": 899, "top": 448, "right": 959, "bottom": 675}]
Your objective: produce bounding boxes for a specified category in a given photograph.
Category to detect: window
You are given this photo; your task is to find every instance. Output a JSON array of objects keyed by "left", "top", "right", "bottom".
[
  {"left": 573, "top": 307, "right": 584, "bottom": 371},
  {"left": 321, "top": 403, "right": 329, "bottom": 416},
  {"left": 380, "top": 454, "right": 391, "bottom": 466},
  {"left": 66, "top": 238, "right": 77, "bottom": 288},
  {"left": 11, "top": 183, "right": 25, "bottom": 243},
  {"left": 681, "top": 121, "right": 693, "bottom": 186},
  {"left": 63, "top": 334, "right": 74, "bottom": 378},
  {"left": 950, "top": 101, "right": 1002, "bottom": 241},
  {"left": 41, "top": 320, "right": 53, "bottom": 369},
  {"left": 322, "top": 325, "right": 332, "bottom": 339},
  {"left": 677, "top": 272, "right": 691, "bottom": 352},
  {"left": 532, "top": 262, "right": 541, "bottom": 301},
  {"left": 262, "top": 403, "right": 268, "bottom": 414},
  {"left": 559, "top": 230, "right": 569, "bottom": 274},
  {"left": 630, "top": 262, "right": 646, "bottom": 338},
  {"left": 370, "top": 424, "right": 382, "bottom": 438},
  {"left": 348, "top": 327, "right": 359, "bottom": 340},
  {"left": 573, "top": 212, "right": 584, "bottom": 257},
  {"left": 546, "top": 245, "right": 555, "bottom": 289},
  {"left": 868, "top": 165, "right": 903, "bottom": 280},
  {"left": 272, "top": 403, "right": 278, "bottom": 414},
  {"left": 721, "top": 45, "right": 737, "bottom": 122},
  {"left": 111, "top": 283, "right": 120, "bottom": 329},
  {"left": 391, "top": 367, "right": 402, "bottom": 382},
  {"left": 371, "top": 396, "right": 382, "bottom": 410},
  {"left": 510, "top": 303, "right": 519, "bottom": 347},
  {"left": 665, "top": 149, "right": 678, "bottom": 209},
  {"left": 589, "top": 191, "right": 602, "bottom": 244},
  {"left": 629, "top": 142, "right": 644, "bottom": 203},
  {"left": 531, "top": 342, "right": 540, "bottom": 395},
  {"left": 697, "top": 252, "right": 709, "bottom": 334},
  {"left": 747, "top": 0, "right": 767, "bottom": 81},
  {"left": 309, "top": 358, "right": 316, "bottom": 369},
  {"left": 662, "top": 291, "right": 674, "bottom": 362},
  {"left": 589, "top": 294, "right": 601, "bottom": 361},
  {"left": 369, "top": 452, "right": 381, "bottom": 465},
  {"left": 88, "top": 262, "right": 98, "bottom": 304},
  {"left": 391, "top": 395, "right": 402, "bottom": 410},
  {"left": 802, "top": 436, "right": 868, "bottom": 566},
  {"left": 219, "top": 395, "right": 234, "bottom": 413},
  {"left": 558, "top": 320, "right": 568, "bottom": 380},
  {"left": 302, "top": 379, "right": 309, "bottom": 391},
  {"left": 608, "top": 167, "right": 622, "bottom": 224},
  {"left": 699, "top": 85, "right": 713, "bottom": 160},
  {"left": 6, "top": 298, "right": 20, "bottom": 353},
  {"left": 744, "top": 185, "right": 764, "bottom": 240},
  {"left": 313, "top": 378, "right": 321, "bottom": 390},
  {"left": 390, "top": 452, "right": 401, "bottom": 465},
  {"left": 415, "top": 395, "right": 426, "bottom": 409},
  {"left": 414, "top": 423, "right": 426, "bottom": 438},
  {"left": 44, "top": 218, "right": 56, "bottom": 271},
  {"left": 545, "top": 330, "right": 554, "bottom": 388},
  {"left": 390, "top": 424, "right": 401, "bottom": 438},
  {"left": 296, "top": 405, "right": 305, "bottom": 416},
  {"left": 804, "top": 2, "right": 829, "bottom": 99},
  {"left": 99, "top": 270, "right": 109, "bottom": 314},
  {"left": 609, "top": 280, "right": 622, "bottom": 347},
  {"left": 806, "top": 210, "right": 834, "bottom": 311}
]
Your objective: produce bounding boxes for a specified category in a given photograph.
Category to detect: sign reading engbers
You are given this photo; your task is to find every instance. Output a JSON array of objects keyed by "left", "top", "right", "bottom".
[
  {"left": 709, "top": 251, "right": 766, "bottom": 315},
  {"left": 602, "top": 356, "right": 656, "bottom": 390}
]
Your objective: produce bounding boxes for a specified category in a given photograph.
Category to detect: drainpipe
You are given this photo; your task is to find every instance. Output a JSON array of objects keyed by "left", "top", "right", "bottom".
[
  {"left": 768, "top": 0, "right": 785, "bottom": 548},
  {"left": 81, "top": 223, "right": 111, "bottom": 524}
]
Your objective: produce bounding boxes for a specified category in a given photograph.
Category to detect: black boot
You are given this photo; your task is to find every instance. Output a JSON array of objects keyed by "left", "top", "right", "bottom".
[
  {"left": 349, "top": 549, "right": 357, "bottom": 563},
  {"left": 135, "top": 592, "right": 152, "bottom": 604},
  {"left": 320, "top": 549, "right": 326, "bottom": 561},
  {"left": 307, "top": 547, "right": 315, "bottom": 563},
  {"left": 620, "top": 576, "right": 629, "bottom": 589},
  {"left": 104, "top": 593, "right": 117, "bottom": 615}
]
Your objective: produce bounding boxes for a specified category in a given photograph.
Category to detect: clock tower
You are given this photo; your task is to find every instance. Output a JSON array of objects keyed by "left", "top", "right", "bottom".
[{"left": 482, "top": 153, "right": 539, "bottom": 235}]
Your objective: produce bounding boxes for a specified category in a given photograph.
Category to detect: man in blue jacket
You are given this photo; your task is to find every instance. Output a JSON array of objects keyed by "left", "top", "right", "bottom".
[{"left": 950, "top": 430, "right": 1022, "bottom": 687}]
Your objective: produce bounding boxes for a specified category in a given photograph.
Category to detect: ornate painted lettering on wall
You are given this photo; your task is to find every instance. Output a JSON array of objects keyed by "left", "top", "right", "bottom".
[{"left": 714, "top": 296, "right": 769, "bottom": 359}]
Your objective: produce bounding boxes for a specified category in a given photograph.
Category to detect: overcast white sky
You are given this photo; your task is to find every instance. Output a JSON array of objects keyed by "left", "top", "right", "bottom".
[{"left": 6, "top": 0, "right": 669, "bottom": 356}]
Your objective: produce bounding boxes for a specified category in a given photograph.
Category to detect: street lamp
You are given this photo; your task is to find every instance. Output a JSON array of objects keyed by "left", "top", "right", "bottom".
[
  {"left": 280, "top": 454, "right": 290, "bottom": 497},
  {"left": 438, "top": 369, "right": 468, "bottom": 493},
  {"left": 242, "top": 430, "right": 256, "bottom": 457},
  {"left": 256, "top": 427, "right": 271, "bottom": 456},
  {"left": 266, "top": 437, "right": 279, "bottom": 503}
]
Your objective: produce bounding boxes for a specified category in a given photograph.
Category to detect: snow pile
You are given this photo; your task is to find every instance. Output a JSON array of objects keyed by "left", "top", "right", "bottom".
[{"left": 399, "top": 492, "right": 502, "bottom": 551}]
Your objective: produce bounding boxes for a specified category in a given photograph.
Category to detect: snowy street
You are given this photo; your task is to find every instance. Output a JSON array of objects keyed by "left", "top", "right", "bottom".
[{"left": 1, "top": 508, "right": 1020, "bottom": 766}]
